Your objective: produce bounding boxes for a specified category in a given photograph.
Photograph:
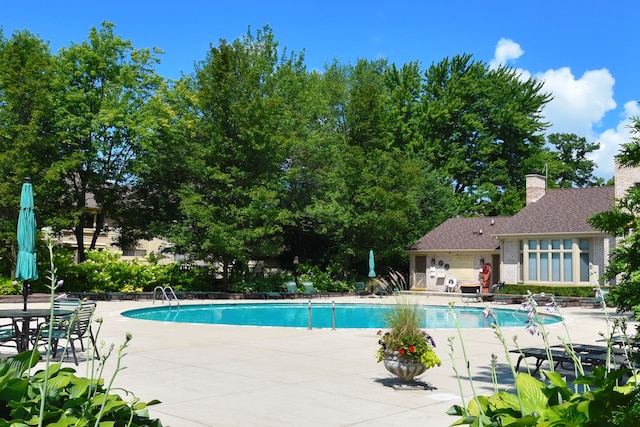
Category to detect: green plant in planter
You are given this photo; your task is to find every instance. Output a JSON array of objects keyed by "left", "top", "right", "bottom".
[{"left": 376, "top": 300, "right": 441, "bottom": 368}]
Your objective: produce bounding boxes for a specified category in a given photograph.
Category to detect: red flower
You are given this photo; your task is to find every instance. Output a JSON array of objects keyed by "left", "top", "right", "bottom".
[
  {"left": 408, "top": 345, "right": 416, "bottom": 353},
  {"left": 398, "top": 348, "right": 406, "bottom": 355}
]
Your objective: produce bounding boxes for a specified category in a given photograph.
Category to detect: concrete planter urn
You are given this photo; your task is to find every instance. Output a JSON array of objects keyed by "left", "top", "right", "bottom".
[{"left": 382, "top": 357, "right": 428, "bottom": 382}]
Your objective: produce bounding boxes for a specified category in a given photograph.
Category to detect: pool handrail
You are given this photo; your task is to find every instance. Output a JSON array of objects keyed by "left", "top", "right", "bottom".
[{"left": 153, "top": 286, "right": 180, "bottom": 306}]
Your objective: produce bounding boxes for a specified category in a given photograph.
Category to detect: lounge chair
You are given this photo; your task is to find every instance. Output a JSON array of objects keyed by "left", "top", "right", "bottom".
[
  {"left": 460, "top": 285, "right": 481, "bottom": 303},
  {"left": 354, "top": 281, "right": 369, "bottom": 297},
  {"left": 301, "top": 281, "right": 327, "bottom": 298},
  {"left": 35, "top": 300, "right": 98, "bottom": 365},
  {"left": 580, "top": 296, "right": 604, "bottom": 308},
  {"left": 284, "top": 280, "right": 300, "bottom": 298},
  {"left": 511, "top": 344, "right": 628, "bottom": 375},
  {"left": 263, "top": 292, "right": 283, "bottom": 299}
]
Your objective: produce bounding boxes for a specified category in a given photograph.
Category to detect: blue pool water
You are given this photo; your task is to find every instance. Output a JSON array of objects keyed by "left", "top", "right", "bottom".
[{"left": 122, "top": 303, "right": 561, "bottom": 329}]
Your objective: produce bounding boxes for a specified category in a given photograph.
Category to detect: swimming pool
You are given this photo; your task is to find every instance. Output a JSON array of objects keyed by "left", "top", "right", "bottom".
[{"left": 122, "top": 303, "right": 561, "bottom": 329}]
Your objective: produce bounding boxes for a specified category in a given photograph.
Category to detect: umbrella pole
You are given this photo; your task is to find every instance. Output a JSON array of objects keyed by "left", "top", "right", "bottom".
[{"left": 22, "top": 282, "right": 30, "bottom": 311}]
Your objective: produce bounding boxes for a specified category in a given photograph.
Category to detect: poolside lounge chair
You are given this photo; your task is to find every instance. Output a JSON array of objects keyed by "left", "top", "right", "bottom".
[
  {"left": 301, "top": 281, "right": 328, "bottom": 298},
  {"left": 511, "top": 344, "right": 628, "bottom": 375},
  {"left": 580, "top": 289, "right": 609, "bottom": 308},
  {"left": 264, "top": 292, "right": 284, "bottom": 299},
  {"left": 284, "top": 280, "right": 300, "bottom": 298},
  {"left": 580, "top": 296, "right": 604, "bottom": 308},
  {"left": 460, "top": 285, "right": 481, "bottom": 303},
  {"left": 354, "top": 281, "right": 369, "bottom": 297}
]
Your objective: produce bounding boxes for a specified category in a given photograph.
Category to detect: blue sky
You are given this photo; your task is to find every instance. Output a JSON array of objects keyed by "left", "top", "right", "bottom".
[{"left": 3, "top": 0, "right": 638, "bottom": 179}]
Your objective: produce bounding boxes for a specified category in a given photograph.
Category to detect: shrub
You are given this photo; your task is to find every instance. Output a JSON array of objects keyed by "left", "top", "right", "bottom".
[
  {"left": 501, "top": 284, "right": 605, "bottom": 298},
  {"left": 0, "top": 277, "right": 21, "bottom": 295},
  {"left": 297, "top": 264, "right": 350, "bottom": 292}
]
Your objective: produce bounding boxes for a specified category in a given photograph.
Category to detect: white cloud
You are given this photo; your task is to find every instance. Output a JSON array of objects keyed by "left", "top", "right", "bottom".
[
  {"left": 489, "top": 38, "right": 524, "bottom": 69},
  {"left": 536, "top": 67, "right": 616, "bottom": 137},
  {"left": 490, "top": 39, "right": 638, "bottom": 179},
  {"left": 593, "top": 101, "right": 640, "bottom": 176}
]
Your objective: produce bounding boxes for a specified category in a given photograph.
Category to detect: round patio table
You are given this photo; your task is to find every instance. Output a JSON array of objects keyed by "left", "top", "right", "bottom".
[{"left": 0, "top": 308, "right": 73, "bottom": 353}]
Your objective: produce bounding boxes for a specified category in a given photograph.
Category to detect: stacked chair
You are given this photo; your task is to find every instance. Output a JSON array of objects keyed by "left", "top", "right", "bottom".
[{"left": 34, "top": 299, "right": 98, "bottom": 365}]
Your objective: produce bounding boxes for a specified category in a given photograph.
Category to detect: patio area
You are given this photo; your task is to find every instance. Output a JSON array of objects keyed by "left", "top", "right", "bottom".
[{"left": 1, "top": 294, "right": 627, "bottom": 426}]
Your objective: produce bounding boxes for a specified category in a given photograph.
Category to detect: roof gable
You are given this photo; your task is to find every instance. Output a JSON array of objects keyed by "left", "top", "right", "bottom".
[
  {"left": 498, "top": 186, "right": 614, "bottom": 235},
  {"left": 407, "top": 185, "right": 615, "bottom": 252},
  {"left": 407, "top": 216, "right": 508, "bottom": 251}
]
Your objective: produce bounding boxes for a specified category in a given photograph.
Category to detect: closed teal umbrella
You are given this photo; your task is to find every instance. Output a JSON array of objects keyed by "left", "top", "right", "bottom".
[
  {"left": 16, "top": 178, "right": 38, "bottom": 310},
  {"left": 368, "top": 249, "right": 376, "bottom": 278}
]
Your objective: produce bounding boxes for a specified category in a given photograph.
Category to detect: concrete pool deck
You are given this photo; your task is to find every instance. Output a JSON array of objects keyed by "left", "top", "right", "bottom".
[{"left": 2, "top": 294, "right": 628, "bottom": 426}]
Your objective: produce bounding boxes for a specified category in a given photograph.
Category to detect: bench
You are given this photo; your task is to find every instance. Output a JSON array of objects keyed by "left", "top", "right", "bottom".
[{"left": 459, "top": 285, "right": 481, "bottom": 303}]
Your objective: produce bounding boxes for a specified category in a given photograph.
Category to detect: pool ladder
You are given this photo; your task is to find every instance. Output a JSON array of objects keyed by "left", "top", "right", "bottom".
[
  {"left": 153, "top": 286, "right": 180, "bottom": 306},
  {"left": 307, "top": 300, "right": 336, "bottom": 330}
]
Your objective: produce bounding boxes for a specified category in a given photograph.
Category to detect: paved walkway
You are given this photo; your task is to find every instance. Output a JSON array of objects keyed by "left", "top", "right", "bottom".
[{"left": 1, "top": 294, "right": 627, "bottom": 426}]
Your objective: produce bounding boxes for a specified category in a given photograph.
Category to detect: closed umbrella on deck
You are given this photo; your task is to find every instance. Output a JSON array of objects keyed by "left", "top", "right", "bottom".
[
  {"left": 16, "top": 178, "right": 38, "bottom": 311},
  {"left": 368, "top": 249, "right": 376, "bottom": 278}
]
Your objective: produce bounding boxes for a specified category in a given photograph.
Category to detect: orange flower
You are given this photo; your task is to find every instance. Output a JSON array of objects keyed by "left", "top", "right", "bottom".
[{"left": 408, "top": 345, "right": 416, "bottom": 353}]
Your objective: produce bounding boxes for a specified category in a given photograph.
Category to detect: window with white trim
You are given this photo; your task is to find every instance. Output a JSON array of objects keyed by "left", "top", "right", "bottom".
[{"left": 521, "top": 238, "right": 590, "bottom": 283}]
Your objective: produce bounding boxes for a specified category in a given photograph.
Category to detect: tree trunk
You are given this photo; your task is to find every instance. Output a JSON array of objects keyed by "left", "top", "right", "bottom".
[{"left": 74, "top": 224, "right": 86, "bottom": 263}]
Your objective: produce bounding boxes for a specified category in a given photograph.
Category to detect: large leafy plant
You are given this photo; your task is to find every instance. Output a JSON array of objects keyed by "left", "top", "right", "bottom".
[
  {"left": 447, "top": 293, "right": 640, "bottom": 426},
  {"left": 0, "top": 349, "right": 162, "bottom": 426}
]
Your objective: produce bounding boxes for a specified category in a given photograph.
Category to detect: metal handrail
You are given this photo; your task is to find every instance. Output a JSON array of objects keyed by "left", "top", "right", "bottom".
[{"left": 153, "top": 286, "right": 180, "bottom": 306}]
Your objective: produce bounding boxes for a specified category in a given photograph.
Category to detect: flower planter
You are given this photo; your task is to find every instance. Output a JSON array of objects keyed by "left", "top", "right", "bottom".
[{"left": 382, "top": 358, "right": 427, "bottom": 382}]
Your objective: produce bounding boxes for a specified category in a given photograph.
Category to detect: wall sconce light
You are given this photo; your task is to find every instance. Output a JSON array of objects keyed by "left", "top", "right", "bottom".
[
  {"left": 431, "top": 258, "right": 436, "bottom": 265},
  {"left": 480, "top": 258, "right": 485, "bottom": 265}
]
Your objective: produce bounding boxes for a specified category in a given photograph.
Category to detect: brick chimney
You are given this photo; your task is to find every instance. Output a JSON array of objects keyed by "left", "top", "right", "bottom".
[
  {"left": 525, "top": 174, "right": 546, "bottom": 205},
  {"left": 614, "top": 160, "right": 640, "bottom": 201}
]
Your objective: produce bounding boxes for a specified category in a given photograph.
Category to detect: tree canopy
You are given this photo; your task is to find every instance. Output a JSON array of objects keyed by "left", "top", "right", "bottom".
[{"left": 0, "top": 23, "right": 606, "bottom": 283}]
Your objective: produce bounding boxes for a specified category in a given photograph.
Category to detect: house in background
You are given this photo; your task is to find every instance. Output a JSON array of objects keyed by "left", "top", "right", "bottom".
[
  {"left": 55, "top": 192, "right": 177, "bottom": 264},
  {"left": 406, "top": 163, "right": 639, "bottom": 292}
]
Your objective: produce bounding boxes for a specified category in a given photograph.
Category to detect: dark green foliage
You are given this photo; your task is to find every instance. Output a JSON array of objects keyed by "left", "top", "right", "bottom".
[
  {"left": 420, "top": 54, "right": 552, "bottom": 217},
  {"left": 448, "top": 368, "right": 640, "bottom": 426},
  {"left": 0, "top": 350, "right": 162, "bottom": 426},
  {"left": 545, "top": 133, "right": 604, "bottom": 188},
  {"left": 589, "top": 117, "right": 640, "bottom": 312}
]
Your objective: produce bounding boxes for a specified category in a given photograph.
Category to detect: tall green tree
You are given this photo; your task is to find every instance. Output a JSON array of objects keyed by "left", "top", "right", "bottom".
[
  {"left": 589, "top": 116, "right": 640, "bottom": 312},
  {"left": 420, "top": 54, "right": 552, "bottom": 216},
  {"left": 545, "top": 133, "right": 605, "bottom": 188},
  {"left": 0, "top": 30, "right": 56, "bottom": 275},
  {"left": 47, "top": 22, "right": 164, "bottom": 263},
  {"left": 168, "top": 26, "right": 305, "bottom": 287},
  {"left": 285, "top": 59, "right": 455, "bottom": 276}
]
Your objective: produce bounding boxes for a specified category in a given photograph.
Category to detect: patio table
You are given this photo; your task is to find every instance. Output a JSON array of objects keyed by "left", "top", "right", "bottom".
[{"left": 0, "top": 308, "right": 73, "bottom": 353}]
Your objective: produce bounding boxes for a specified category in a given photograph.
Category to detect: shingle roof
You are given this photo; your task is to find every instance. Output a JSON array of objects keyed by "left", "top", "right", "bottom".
[
  {"left": 497, "top": 186, "right": 614, "bottom": 235},
  {"left": 406, "top": 216, "right": 509, "bottom": 251},
  {"left": 406, "top": 185, "right": 615, "bottom": 252}
]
